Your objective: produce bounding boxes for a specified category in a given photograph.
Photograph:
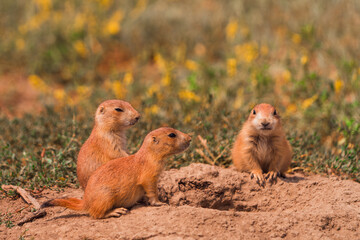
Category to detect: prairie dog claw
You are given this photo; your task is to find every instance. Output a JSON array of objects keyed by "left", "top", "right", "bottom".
[
  {"left": 105, "top": 207, "right": 129, "bottom": 218},
  {"left": 250, "top": 170, "right": 265, "bottom": 187},
  {"left": 265, "top": 171, "right": 280, "bottom": 185},
  {"left": 149, "top": 198, "right": 166, "bottom": 206}
]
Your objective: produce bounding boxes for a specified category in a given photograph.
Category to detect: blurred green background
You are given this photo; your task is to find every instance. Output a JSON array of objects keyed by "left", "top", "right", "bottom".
[{"left": 0, "top": 0, "right": 359, "bottom": 188}]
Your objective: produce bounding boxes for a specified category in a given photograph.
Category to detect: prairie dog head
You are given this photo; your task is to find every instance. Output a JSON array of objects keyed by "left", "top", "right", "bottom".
[
  {"left": 247, "top": 103, "right": 280, "bottom": 135},
  {"left": 142, "top": 127, "right": 192, "bottom": 158},
  {"left": 95, "top": 100, "right": 141, "bottom": 131}
]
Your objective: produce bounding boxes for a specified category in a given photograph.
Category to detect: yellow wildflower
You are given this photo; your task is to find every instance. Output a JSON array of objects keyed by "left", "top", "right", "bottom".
[
  {"left": 351, "top": 72, "right": 357, "bottom": 82},
  {"left": 301, "top": 55, "right": 308, "bottom": 65},
  {"left": 28, "top": 75, "right": 48, "bottom": 93},
  {"left": 123, "top": 72, "right": 134, "bottom": 85},
  {"left": 113, "top": 10, "right": 124, "bottom": 22},
  {"left": 35, "top": 0, "right": 52, "bottom": 11},
  {"left": 161, "top": 61, "right": 174, "bottom": 87},
  {"left": 74, "top": 14, "right": 86, "bottom": 30},
  {"left": 87, "top": 15, "right": 97, "bottom": 35},
  {"left": 235, "top": 43, "right": 258, "bottom": 63},
  {"left": 292, "top": 33, "right": 301, "bottom": 44},
  {"left": 54, "top": 89, "right": 66, "bottom": 103},
  {"left": 285, "top": 104, "right": 297, "bottom": 114},
  {"left": 233, "top": 88, "right": 244, "bottom": 109},
  {"left": 146, "top": 85, "right": 160, "bottom": 98},
  {"left": 154, "top": 53, "right": 166, "bottom": 72},
  {"left": 73, "top": 40, "right": 87, "bottom": 58},
  {"left": 105, "top": 10, "right": 123, "bottom": 35},
  {"left": 112, "top": 80, "right": 126, "bottom": 99},
  {"left": 145, "top": 105, "right": 159, "bottom": 116},
  {"left": 162, "top": 72, "right": 171, "bottom": 87},
  {"left": 76, "top": 85, "right": 92, "bottom": 98},
  {"left": 15, "top": 39, "right": 25, "bottom": 51},
  {"left": 53, "top": 11, "right": 63, "bottom": 24},
  {"left": 97, "top": 0, "right": 113, "bottom": 8},
  {"left": 106, "top": 21, "right": 120, "bottom": 35},
  {"left": 175, "top": 44, "right": 186, "bottom": 63},
  {"left": 184, "top": 114, "right": 192, "bottom": 123},
  {"left": 19, "top": 0, "right": 52, "bottom": 33},
  {"left": 185, "top": 60, "right": 199, "bottom": 71},
  {"left": 178, "top": 90, "right": 201, "bottom": 102},
  {"left": 226, "top": 19, "right": 238, "bottom": 41},
  {"left": 282, "top": 70, "right": 291, "bottom": 83},
  {"left": 130, "top": 0, "right": 148, "bottom": 19},
  {"left": 227, "top": 58, "right": 237, "bottom": 77},
  {"left": 19, "top": 12, "right": 48, "bottom": 33},
  {"left": 334, "top": 79, "right": 343, "bottom": 94},
  {"left": 302, "top": 94, "right": 318, "bottom": 110}
]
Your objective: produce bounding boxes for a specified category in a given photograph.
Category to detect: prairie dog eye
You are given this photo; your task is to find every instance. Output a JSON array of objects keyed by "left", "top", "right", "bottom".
[
  {"left": 252, "top": 109, "right": 256, "bottom": 115},
  {"left": 168, "top": 133, "right": 176, "bottom": 138},
  {"left": 115, "top": 108, "right": 124, "bottom": 112},
  {"left": 273, "top": 110, "right": 277, "bottom": 115}
]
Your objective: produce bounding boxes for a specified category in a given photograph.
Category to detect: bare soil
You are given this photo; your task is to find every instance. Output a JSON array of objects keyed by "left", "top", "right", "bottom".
[
  {"left": 0, "top": 72, "right": 43, "bottom": 118},
  {"left": 1, "top": 163, "right": 360, "bottom": 240}
]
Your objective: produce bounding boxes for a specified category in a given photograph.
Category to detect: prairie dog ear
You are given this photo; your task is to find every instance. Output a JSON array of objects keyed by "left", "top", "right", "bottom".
[
  {"left": 152, "top": 136, "right": 159, "bottom": 144},
  {"left": 99, "top": 106, "right": 105, "bottom": 114}
]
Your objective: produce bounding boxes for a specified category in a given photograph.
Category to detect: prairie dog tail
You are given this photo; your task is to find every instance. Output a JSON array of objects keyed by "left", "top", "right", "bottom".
[{"left": 41, "top": 198, "right": 84, "bottom": 211}]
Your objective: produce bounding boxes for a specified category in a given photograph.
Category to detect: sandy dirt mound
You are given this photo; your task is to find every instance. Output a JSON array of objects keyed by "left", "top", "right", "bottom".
[{"left": 1, "top": 163, "right": 360, "bottom": 239}]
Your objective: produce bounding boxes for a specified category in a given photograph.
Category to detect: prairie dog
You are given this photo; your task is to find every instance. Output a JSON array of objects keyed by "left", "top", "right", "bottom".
[
  {"left": 232, "top": 103, "right": 292, "bottom": 186},
  {"left": 42, "top": 127, "right": 191, "bottom": 219},
  {"left": 77, "top": 99, "right": 140, "bottom": 189}
]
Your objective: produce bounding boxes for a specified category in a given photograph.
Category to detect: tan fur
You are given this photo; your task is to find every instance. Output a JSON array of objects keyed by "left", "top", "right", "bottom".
[
  {"left": 232, "top": 103, "right": 292, "bottom": 186},
  {"left": 77, "top": 99, "right": 140, "bottom": 189},
  {"left": 42, "top": 127, "right": 191, "bottom": 219}
]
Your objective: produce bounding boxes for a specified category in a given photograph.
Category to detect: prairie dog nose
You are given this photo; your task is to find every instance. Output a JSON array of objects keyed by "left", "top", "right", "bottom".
[
  {"left": 261, "top": 122, "right": 270, "bottom": 127},
  {"left": 134, "top": 115, "right": 141, "bottom": 122}
]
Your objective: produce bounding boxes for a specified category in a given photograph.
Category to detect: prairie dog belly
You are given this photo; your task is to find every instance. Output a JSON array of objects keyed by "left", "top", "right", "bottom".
[
  {"left": 252, "top": 136, "right": 275, "bottom": 172},
  {"left": 114, "top": 185, "right": 145, "bottom": 208}
]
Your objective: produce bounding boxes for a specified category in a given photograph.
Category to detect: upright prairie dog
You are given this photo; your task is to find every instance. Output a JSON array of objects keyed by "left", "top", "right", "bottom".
[
  {"left": 232, "top": 103, "right": 292, "bottom": 186},
  {"left": 42, "top": 127, "right": 191, "bottom": 219},
  {"left": 77, "top": 99, "right": 140, "bottom": 189}
]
